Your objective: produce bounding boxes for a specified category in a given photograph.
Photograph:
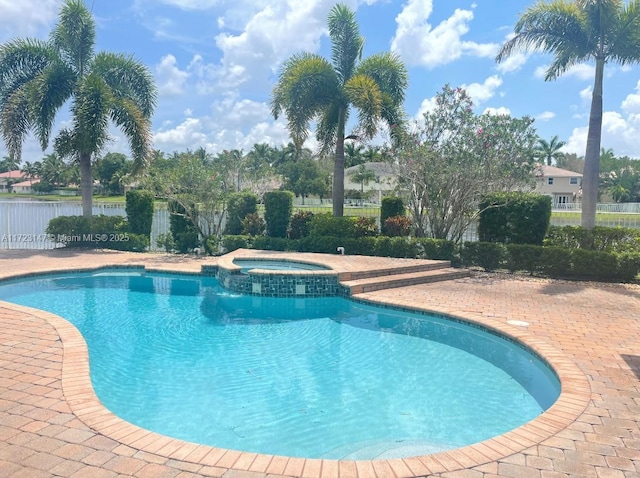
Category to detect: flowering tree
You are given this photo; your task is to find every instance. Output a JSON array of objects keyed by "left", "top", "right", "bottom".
[{"left": 394, "top": 85, "right": 538, "bottom": 241}]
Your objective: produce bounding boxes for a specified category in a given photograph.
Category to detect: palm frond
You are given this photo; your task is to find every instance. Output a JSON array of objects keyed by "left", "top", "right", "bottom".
[
  {"left": 92, "top": 52, "right": 157, "bottom": 117},
  {"left": 69, "top": 73, "right": 112, "bottom": 155},
  {"left": 0, "top": 39, "right": 55, "bottom": 103},
  {"left": 51, "top": 0, "right": 96, "bottom": 75},
  {"left": 27, "top": 61, "right": 76, "bottom": 149},
  {"left": 354, "top": 52, "right": 408, "bottom": 107},
  {"left": 270, "top": 53, "right": 341, "bottom": 147},
  {"left": 608, "top": 0, "right": 640, "bottom": 64},
  {"left": 344, "top": 74, "right": 382, "bottom": 139},
  {"left": 110, "top": 97, "right": 152, "bottom": 174},
  {"left": 0, "top": 88, "right": 31, "bottom": 160},
  {"left": 328, "top": 3, "right": 364, "bottom": 83},
  {"left": 496, "top": 2, "right": 592, "bottom": 70},
  {"left": 316, "top": 102, "right": 341, "bottom": 156},
  {"left": 53, "top": 128, "right": 77, "bottom": 160}
]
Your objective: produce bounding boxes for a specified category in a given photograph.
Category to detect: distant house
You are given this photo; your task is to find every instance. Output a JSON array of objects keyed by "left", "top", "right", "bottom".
[
  {"left": 0, "top": 170, "right": 24, "bottom": 192},
  {"left": 11, "top": 179, "right": 40, "bottom": 194},
  {"left": 344, "top": 162, "right": 397, "bottom": 204},
  {"left": 534, "top": 165, "right": 582, "bottom": 208}
]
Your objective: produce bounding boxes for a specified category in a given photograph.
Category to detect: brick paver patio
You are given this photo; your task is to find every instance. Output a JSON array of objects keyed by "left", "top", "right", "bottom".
[{"left": 1, "top": 249, "right": 639, "bottom": 477}]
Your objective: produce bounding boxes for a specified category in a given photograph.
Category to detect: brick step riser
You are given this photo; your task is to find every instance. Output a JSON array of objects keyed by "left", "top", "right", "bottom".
[
  {"left": 348, "top": 271, "right": 469, "bottom": 294},
  {"left": 346, "top": 262, "right": 451, "bottom": 281}
]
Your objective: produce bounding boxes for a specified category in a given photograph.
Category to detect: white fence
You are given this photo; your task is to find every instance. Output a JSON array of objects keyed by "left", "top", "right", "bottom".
[
  {"left": 0, "top": 201, "right": 170, "bottom": 251},
  {"left": 2, "top": 200, "right": 640, "bottom": 251}
]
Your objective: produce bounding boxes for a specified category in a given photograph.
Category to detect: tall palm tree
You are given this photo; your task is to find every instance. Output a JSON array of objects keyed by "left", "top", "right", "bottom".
[
  {"left": 349, "top": 163, "right": 376, "bottom": 192},
  {"left": 271, "top": 3, "right": 408, "bottom": 216},
  {"left": 536, "top": 135, "right": 566, "bottom": 165},
  {"left": 0, "top": 0, "right": 156, "bottom": 217},
  {"left": 496, "top": 0, "right": 640, "bottom": 229}
]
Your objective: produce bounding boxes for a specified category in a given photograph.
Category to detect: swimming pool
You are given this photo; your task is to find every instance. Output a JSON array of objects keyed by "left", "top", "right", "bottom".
[
  {"left": 232, "top": 259, "right": 330, "bottom": 273},
  {"left": 0, "top": 270, "right": 560, "bottom": 460}
]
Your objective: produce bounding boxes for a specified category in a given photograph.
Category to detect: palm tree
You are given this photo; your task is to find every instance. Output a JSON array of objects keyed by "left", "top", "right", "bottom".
[
  {"left": 0, "top": 0, "right": 156, "bottom": 217},
  {"left": 536, "top": 135, "right": 566, "bottom": 165},
  {"left": 349, "top": 164, "right": 376, "bottom": 193},
  {"left": 0, "top": 155, "right": 20, "bottom": 172},
  {"left": 21, "top": 161, "right": 41, "bottom": 184},
  {"left": 496, "top": 0, "right": 640, "bottom": 230},
  {"left": 271, "top": 3, "right": 408, "bottom": 216},
  {"left": 344, "top": 142, "right": 365, "bottom": 168}
]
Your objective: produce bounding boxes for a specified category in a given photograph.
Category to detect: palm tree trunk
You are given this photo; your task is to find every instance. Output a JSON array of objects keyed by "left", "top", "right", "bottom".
[
  {"left": 333, "top": 107, "right": 346, "bottom": 217},
  {"left": 581, "top": 58, "right": 604, "bottom": 230},
  {"left": 80, "top": 152, "right": 93, "bottom": 217}
]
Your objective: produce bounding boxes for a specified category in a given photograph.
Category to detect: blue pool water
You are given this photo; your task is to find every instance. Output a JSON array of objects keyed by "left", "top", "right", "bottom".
[
  {"left": 0, "top": 271, "right": 560, "bottom": 459},
  {"left": 232, "top": 259, "right": 330, "bottom": 273}
]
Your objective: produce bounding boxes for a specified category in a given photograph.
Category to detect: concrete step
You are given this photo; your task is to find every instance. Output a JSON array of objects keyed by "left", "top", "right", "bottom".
[
  {"left": 342, "top": 268, "right": 470, "bottom": 295},
  {"left": 341, "top": 260, "right": 452, "bottom": 281}
]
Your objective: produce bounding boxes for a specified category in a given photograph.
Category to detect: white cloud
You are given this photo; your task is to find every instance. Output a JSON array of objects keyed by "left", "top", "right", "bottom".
[
  {"left": 391, "top": 1, "right": 497, "bottom": 68},
  {"left": 621, "top": 80, "right": 640, "bottom": 114},
  {"left": 496, "top": 52, "right": 529, "bottom": 74},
  {"left": 535, "top": 63, "right": 594, "bottom": 81},
  {"left": 579, "top": 85, "right": 593, "bottom": 102},
  {"left": 155, "top": 54, "right": 190, "bottom": 96},
  {"left": 461, "top": 75, "right": 503, "bottom": 105},
  {"left": 535, "top": 111, "right": 556, "bottom": 122},
  {"left": 483, "top": 106, "right": 511, "bottom": 116},
  {"left": 414, "top": 96, "right": 438, "bottom": 118},
  {"left": 0, "top": 0, "right": 60, "bottom": 41}
]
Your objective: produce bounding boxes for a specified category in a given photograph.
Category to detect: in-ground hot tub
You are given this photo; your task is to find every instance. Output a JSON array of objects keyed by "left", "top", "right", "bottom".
[{"left": 216, "top": 256, "right": 339, "bottom": 297}]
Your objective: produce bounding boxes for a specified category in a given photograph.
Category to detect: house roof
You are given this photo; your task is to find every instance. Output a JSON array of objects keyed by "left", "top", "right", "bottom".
[
  {"left": 540, "top": 165, "right": 582, "bottom": 177},
  {"left": 11, "top": 179, "right": 40, "bottom": 188},
  {"left": 0, "top": 170, "right": 24, "bottom": 179}
]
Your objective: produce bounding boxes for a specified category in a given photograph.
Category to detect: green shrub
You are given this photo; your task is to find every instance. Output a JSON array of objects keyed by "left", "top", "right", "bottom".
[
  {"left": 264, "top": 191, "right": 293, "bottom": 238},
  {"left": 309, "top": 213, "right": 356, "bottom": 239},
  {"left": 616, "top": 253, "right": 640, "bottom": 281},
  {"left": 570, "top": 249, "right": 617, "bottom": 280},
  {"left": 462, "top": 242, "right": 507, "bottom": 271},
  {"left": 416, "top": 238, "right": 455, "bottom": 261},
  {"left": 156, "top": 232, "right": 174, "bottom": 252},
  {"left": 289, "top": 211, "right": 314, "bottom": 239},
  {"left": 505, "top": 244, "right": 543, "bottom": 273},
  {"left": 537, "top": 246, "right": 571, "bottom": 277},
  {"left": 383, "top": 215, "right": 412, "bottom": 237},
  {"left": 168, "top": 200, "right": 199, "bottom": 252},
  {"left": 352, "top": 216, "right": 378, "bottom": 238},
  {"left": 478, "top": 192, "right": 551, "bottom": 245},
  {"left": 222, "top": 235, "right": 250, "bottom": 253},
  {"left": 225, "top": 192, "right": 258, "bottom": 235},
  {"left": 125, "top": 190, "right": 154, "bottom": 238},
  {"left": 381, "top": 196, "right": 404, "bottom": 231},
  {"left": 252, "top": 236, "right": 290, "bottom": 251},
  {"left": 241, "top": 213, "right": 265, "bottom": 236},
  {"left": 299, "top": 235, "right": 344, "bottom": 254},
  {"left": 46, "top": 215, "right": 148, "bottom": 251},
  {"left": 345, "top": 237, "right": 377, "bottom": 256}
]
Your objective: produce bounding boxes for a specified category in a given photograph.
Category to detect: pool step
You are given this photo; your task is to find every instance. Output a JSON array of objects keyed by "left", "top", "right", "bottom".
[
  {"left": 342, "top": 268, "right": 469, "bottom": 295},
  {"left": 339, "top": 260, "right": 451, "bottom": 281}
]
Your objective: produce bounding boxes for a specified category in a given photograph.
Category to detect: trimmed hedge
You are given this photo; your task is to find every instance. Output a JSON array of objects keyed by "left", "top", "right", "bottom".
[
  {"left": 46, "top": 215, "right": 149, "bottom": 251},
  {"left": 225, "top": 192, "right": 258, "bottom": 235},
  {"left": 478, "top": 192, "right": 551, "bottom": 245},
  {"left": 380, "top": 196, "right": 404, "bottom": 232},
  {"left": 264, "top": 191, "right": 293, "bottom": 238},
  {"left": 168, "top": 200, "right": 199, "bottom": 253},
  {"left": 125, "top": 190, "right": 154, "bottom": 238},
  {"left": 545, "top": 225, "right": 640, "bottom": 253}
]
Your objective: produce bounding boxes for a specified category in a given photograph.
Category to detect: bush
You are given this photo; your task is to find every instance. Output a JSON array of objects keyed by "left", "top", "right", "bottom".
[
  {"left": 569, "top": 249, "right": 617, "bottom": 280},
  {"left": 505, "top": 244, "right": 543, "bottom": 273},
  {"left": 416, "top": 238, "right": 455, "bottom": 261},
  {"left": 545, "top": 225, "right": 640, "bottom": 253},
  {"left": 241, "top": 213, "right": 266, "bottom": 236},
  {"left": 383, "top": 215, "right": 412, "bottom": 237},
  {"left": 352, "top": 216, "right": 378, "bottom": 238},
  {"left": 46, "top": 215, "right": 148, "bottom": 251},
  {"left": 289, "top": 211, "right": 314, "bottom": 239},
  {"left": 478, "top": 192, "right": 551, "bottom": 245},
  {"left": 299, "top": 235, "right": 344, "bottom": 254},
  {"left": 225, "top": 192, "right": 258, "bottom": 235},
  {"left": 125, "top": 190, "right": 154, "bottom": 238},
  {"left": 222, "top": 235, "right": 250, "bottom": 253},
  {"left": 616, "top": 253, "right": 640, "bottom": 281},
  {"left": 538, "top": 246, "right": 571, "bottom": 277},
  {"left": 169, "top": 200, "right": 199, "bottom": 253},
  {"left": 309, "top": 213, "right": 356, "bottom": 239},
  {"left": 462, "top": 242, "right": 507, "bottom": 271},
  {"left": 264, "top": 191, "right": 293, "bottom": 238},
  {"left": 381, "top": 196, "right": 404, "bottom": 230}
]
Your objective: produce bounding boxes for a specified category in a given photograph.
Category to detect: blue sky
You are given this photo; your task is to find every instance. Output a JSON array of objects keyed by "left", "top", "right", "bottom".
[{"left": 2, "top": 0, "right": 640, "bottom": 162}]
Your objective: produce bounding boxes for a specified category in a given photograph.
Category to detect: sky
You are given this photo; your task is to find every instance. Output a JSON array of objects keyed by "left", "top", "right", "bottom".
[{"left": 1, "top": 0, "right": 640, "bottom": 164}]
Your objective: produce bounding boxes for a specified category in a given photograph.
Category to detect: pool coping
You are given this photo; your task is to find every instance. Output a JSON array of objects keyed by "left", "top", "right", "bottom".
[{"left": 0, "top": 260, "right": 592, "bottom": 477}]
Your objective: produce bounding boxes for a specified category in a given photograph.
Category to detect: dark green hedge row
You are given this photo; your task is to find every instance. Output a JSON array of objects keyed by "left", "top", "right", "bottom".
[
  {"left": 462, "top": 241, "right": 640, "bottom": 282},
  {"left": 46, "top": 215, "right": 149, "bottom": 251},
  {"left": 221, "top": 235, "right": 456, "bottom": 261}
]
